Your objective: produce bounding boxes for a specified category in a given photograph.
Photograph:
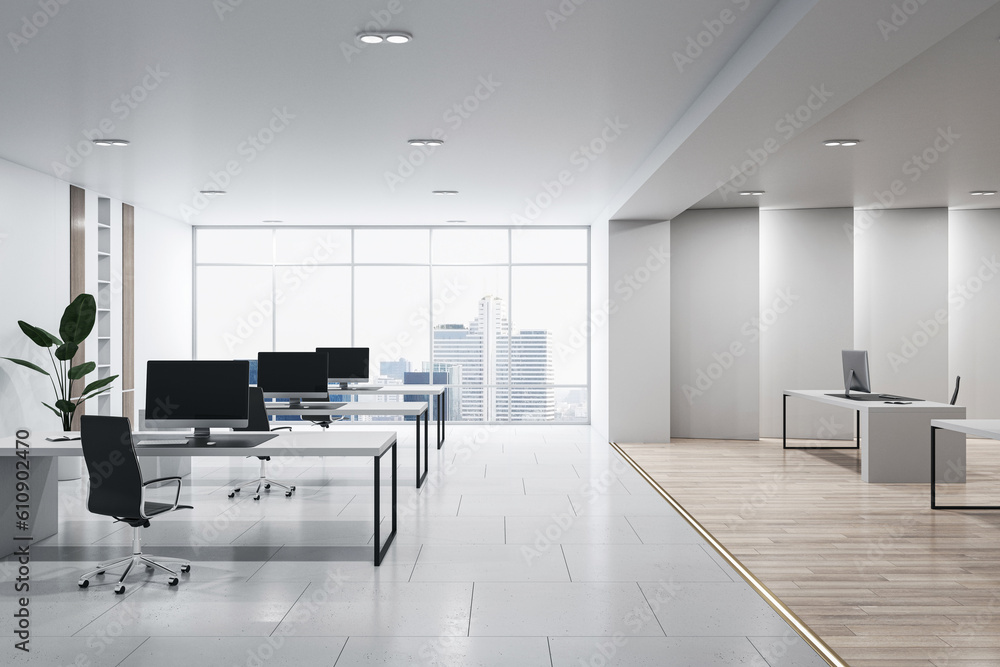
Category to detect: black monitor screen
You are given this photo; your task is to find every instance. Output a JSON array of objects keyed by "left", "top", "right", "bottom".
[
  {"left": 317, "top": 347, "right": 369, "bottom": 382},
  {"left": 257, "top": 352, "right": 329, "bottom": 397},
  {"left": 145, "top": 360, "right": 249, "bottom": 426}
]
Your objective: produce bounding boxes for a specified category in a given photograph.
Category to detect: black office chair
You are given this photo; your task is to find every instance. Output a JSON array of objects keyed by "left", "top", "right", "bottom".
[
  {"left": 230, "top": 386, "right": 296, "bottom": 500},
  {"left": 951, "top": 375, "right": 961, "bottom": 405},
  {"left": 78, "top": 415, "right": 192, "bottom": 594}
]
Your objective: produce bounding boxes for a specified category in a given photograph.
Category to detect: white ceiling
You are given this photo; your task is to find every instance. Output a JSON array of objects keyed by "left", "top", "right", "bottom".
[{"left": 0, "top": 0, "right": 997, "bottom": 226}]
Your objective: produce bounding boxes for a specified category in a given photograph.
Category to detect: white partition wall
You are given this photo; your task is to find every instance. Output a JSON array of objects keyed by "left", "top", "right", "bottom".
[
  {"left": 671, "top": 209, "right": 759, "bottom": 440},
  {"left": 759, "top": 209, "right": 854, "bottom": 439},
  {"left": 854, "top": 208, "right": 950, "bottom": 402},
  {"left": 608, "top": 220, "right": 670, "bottom": 443},
  {"left": 948, "top": 209, "right": 1000, "bottom": 418}
]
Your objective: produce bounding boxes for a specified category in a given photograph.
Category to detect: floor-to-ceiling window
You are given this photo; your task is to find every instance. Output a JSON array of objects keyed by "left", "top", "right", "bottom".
[{"left": 193, "top": 226, "right": 590, "bottom": 423}]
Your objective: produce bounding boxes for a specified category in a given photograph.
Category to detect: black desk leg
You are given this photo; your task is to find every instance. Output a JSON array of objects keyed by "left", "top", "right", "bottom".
[
  {"left": 424, "top": 407, "right": 429, "bottom": 477},
  {"left": 782, "top": 393, "right": 787, "bottom": 449},
  {"left": 415, "top": 413, "right": 428, "bottom": 489},
  {"left": 436, "top": 393, "right": 444, "bottom": 449},
  {"left": 930, "top": 425, "right": 1000, "bottom": 511},
  {"left": 374, "top": 439, "right": 397, "bottom": 565},
  {"left": 856, "top": 411, "right": 861, "bottom": 449}
]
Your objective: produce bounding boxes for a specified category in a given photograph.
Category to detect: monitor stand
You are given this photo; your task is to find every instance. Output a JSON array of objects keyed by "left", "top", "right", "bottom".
[{"left": 192, "top": 427, "right": 216, "bottom": 446}]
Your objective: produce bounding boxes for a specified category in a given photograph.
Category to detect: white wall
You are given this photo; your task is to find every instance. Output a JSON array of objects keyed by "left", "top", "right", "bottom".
[
  {"left": 948, "top": 209, "right": 1000, "bottom": 417},
  {"left": 608, "top": 220, "right": 670, "bottom": 443},
  {"left": 671, "top": 208, "right": 759, "bottom": 439},
  {"left": 133, "top": 210, "right": 193, "bottom": 421},
  {"left": 590, "top": 218, "right": 610, "bottom": 437},
  {"left": 854, "top": 208, "right": 950, "bottom": 401},
  {"left": 0, "top": 158, "right": 70, "bottom": 435},
  {"left": 759, "top": 209, "right": 854, "bottom": 439}
]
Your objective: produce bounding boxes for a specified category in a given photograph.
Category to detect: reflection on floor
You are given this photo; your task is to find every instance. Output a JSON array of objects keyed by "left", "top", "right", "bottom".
[
  {"left": 1, "top": 426, "right": 824, "bottom": 666},
  {"left": 623, "top": 437, "right": 1000, "bottom": 667}
]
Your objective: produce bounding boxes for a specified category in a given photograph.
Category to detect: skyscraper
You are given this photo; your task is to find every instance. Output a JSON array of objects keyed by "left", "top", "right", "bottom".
[{"left": 433, "top": 296, "right": 555, "bottom": 421}]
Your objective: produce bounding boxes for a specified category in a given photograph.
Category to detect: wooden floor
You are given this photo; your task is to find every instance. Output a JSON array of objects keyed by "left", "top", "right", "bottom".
[{"left": 621, "top": 438, "right": 1000, "bottom": 667}]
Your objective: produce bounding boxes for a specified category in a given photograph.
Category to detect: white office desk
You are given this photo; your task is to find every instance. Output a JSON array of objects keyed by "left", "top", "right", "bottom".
[
  {"left": 0, "top": 430, "right": 397, "bottom": 564},
  {"left": 930, "top": 420, "right": 1000, "bottom": 510},
  {"left": 267, "top": 401, "right": 430, "bottom": 487},
  {"left": 783, "top": 390, "right": 966, "bottom": 483},
  {"left": 330, "top": 384, "right": 447, "bottom": 448}
]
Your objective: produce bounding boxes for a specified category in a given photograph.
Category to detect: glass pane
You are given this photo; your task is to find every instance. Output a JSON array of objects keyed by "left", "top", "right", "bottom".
[
  {"left": 511, "top": 266, "right": 588, "bottom": 387},
  {"left": 197, "top": 228, "right": 273, "bottom": 264},
  {"left": 275, "top": 266, "right": 352, "bottom": 350},
  {"left": 196, "top": 266, "right": 273, "bottom": 359},
  {"left": 275, "top": 228, "right": 351, "bottom": 264},
  {"left": 355, "top": 229, "right": 429, "bottom": 264},
  {"left": 511, "top": 228, "right": 588, "bottom": 264},
  {"left": 354, "top": 266, "right": 430, "bottom": 385},
  {"left": 555, "top": 387, "right": 589, "bottom": 422},
  {"left": 432, "top": 229, "right": 508, "bottom": 264},
  {"left": 431, "top": 266, "right": 509, "bottom": 422}
]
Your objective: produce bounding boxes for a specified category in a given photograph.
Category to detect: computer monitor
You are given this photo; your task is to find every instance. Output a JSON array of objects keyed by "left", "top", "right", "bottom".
[
  {"left": 842, "top": 350, "right": 871, "bottom": 395},
  {"left": 144, "top": 360, "right": 250, "bottom": 438},
  {"left": 317, "top": 347, "right": 370, "bottom": 389},
  {"left": 257, "top": 351, "right": 330, "bottom": 403}
]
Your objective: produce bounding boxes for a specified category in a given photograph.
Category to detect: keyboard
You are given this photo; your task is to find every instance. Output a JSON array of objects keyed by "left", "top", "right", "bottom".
[{"left": 137, "top": 439, "right": 189, "bottom": 445}]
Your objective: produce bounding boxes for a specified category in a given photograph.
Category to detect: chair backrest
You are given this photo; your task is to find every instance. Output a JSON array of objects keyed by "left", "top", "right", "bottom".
[
  {"left": 951, "top": 375, "right": 961, "bottom": 405},
  {"left": 236, "top": 386, "right": 272, "bottom": 432},
  {"left": 80, "top": 415, "right": 144, "bottom": 519}
]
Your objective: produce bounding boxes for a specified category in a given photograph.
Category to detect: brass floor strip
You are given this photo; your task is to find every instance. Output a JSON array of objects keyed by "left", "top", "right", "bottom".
[{"left": 610, "top": 441, "right": 848, "bottom": 667}]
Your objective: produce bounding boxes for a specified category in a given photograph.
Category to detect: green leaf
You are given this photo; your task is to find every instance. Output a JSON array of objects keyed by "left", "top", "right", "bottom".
[
  {"left": 59, "top": 294, "right": 97, "bottom": 344},
  {"left": 80, "top": 387, "right": 112, "bottom": 402},
  {"left": 41, "top": 402, "right": 63, "bottom": 418},
  {"left": 17, "top": 321, "right": 55, "bottom": 348},
  {"left": 55, "top": 342, "right": 79, "bottom": 361},
  {"left": 68, "top": 361, "right": 96, "bottom": 380},
  {"left": 35, "top": 326, "right": 63, "bottom": 346},
  {"left": 81, "top": 374, "right": 117, "bottom": 396},
  {"left": 0, "top": 357, "right": 50, "bottom": 376},
  {"left": 55, "top": 399, "right": 77, "bottom": 414}
]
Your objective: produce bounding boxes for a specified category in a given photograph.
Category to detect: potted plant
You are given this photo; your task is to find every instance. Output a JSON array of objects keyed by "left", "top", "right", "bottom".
[{"left": 2, "top": 293, "right": 118, "bottom": 431}]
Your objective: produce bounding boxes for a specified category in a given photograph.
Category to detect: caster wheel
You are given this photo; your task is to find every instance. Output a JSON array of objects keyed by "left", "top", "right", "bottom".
[
  {"left": 146, "top": 565, "right": 155, "bottom": 572},
  {"left": 181, "top": 564, "right": 191, "bottom": 573},
  {"left": 253, "top": 494, "right": 260, "bottom": 501},
  {"left": 78, "top": 579, "right": 89, "bottom": 588},
  {"left": 96, "top": 570, "right": 105, "bottom": 576},
  {"left": 285, "top": 491, "right": 292, "bottom": 497},
  {"left": 228, "top": 492, "right": 235, "bottom": 499},
  {"left": 234, "top": 488, "right": 241, "bottom": 493},
  {"left": 168, "top": 577, "right": 179, "bottom": 586},
  {"left": 290, "top": 486, "right": 296, "bottom": 491},
  {"left": 114, "top": 584, "right": 126, "bottom": 595},
  {"left": 264, "top": 484, "right": 271, "bottom": 490}
]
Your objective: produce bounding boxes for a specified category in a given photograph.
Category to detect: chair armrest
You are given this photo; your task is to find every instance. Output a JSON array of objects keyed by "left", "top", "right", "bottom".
[{"left": 142, "top": 476, "right": 183, "bottom": 511}]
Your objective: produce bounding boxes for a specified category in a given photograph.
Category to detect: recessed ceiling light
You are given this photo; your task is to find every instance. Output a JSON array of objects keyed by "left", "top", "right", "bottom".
[
  {"left": 385, "top": 32, "right": 412, "bottom": 44},
  {"left": 432, "top": 190, "right": 459, "bottom": 195},
  {"left": 358, "top": 33, "right": 384, "bottom": 44},
  {"left": 262, "top": 220, "right": 283, "bottom": 224},
  {"left": 824, "top": 140, "right": 861, "bottom": 147},
  {"left": 446, "top": 220, "right": 467, "bottom": 224},
  {"left": 409, "top": 139, "right": 444, "bottom": 147},
  {"left": 200, "top": 190, "right": 226, "bottom": 197},
  {"left": 357, "top": 31, "right": 411, "bottom": 44},
  {"left": 970, "top": 191, "right": 998, "bottom": 196},
  {"left": 739, "top": 191, "right": 765, "bottom": 196},
  {"left": 92, "top": 139, "right": 130, "bottom": 146}
]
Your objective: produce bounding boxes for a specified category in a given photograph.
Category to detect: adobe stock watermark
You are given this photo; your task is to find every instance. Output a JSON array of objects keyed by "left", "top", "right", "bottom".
[
  {"left": 673, "top": 0, "right": 752, "bottom": 73},
  {"left": 374, "top": 277, "right": 468, "bottom": 366},
  {"left": 683, "top": 288, "right": 799, "bottom": 404},
  {"left": 848, "top": 126, "right": 959, "bottom": 243},
  {"left": 340, "top": 0, "right": 417, "bottom": 63},
  {"left": 385, "top": 75, "right": 501, "bottom": 192},
  {"left": 7, "top": 0, "right": 72, "bottom": 53},
  {"left": 179, "top": 106, "right": 295, "bottom": 221},
  {"left": 545, "top": 0, "right": 591, "bottom": 31},
  {"left": 50, "top": 65, "right": 169, "bottom": 178},
  {"left": 888, "top": 255, "right": 1000, "bottom": 372},
  {"left": 877, "top": 0, "right": 929, "bottom": 41},
  {"left": 511, "top": 116, "right": 628, "bottom": 225},
  {"left": 716, "top": 84, "right": 834, "bottom": 201}
]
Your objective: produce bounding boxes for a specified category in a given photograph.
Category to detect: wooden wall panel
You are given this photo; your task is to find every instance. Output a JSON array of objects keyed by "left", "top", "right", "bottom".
[
  {"left": 69, "top": 185, "right": 85, "bottom": 430},
  {"left": 122, "top": 204, "right": 135, "bottom": 422}
]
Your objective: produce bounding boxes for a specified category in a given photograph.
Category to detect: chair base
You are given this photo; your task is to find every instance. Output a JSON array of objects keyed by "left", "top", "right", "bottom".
[
  {"left": 229, "top": 459, "right": 296, "bottom": 500},
  {"left": 78, "top": 528, "right": 190, "bottom": 593}
]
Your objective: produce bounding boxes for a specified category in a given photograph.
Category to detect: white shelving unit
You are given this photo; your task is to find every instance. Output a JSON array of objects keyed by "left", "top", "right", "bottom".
[{"left": 96, "top": 197, "right": 112, "bottom": 416}]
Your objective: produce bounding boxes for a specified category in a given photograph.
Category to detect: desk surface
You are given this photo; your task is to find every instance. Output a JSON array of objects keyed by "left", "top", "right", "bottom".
[
  {"left": 0, "top": 430, "right": 396, "bottom": 458},
  {"left": 267, "top": 401, "right": 428, "bottom": 416},
  {"left": 931, "top": 419, "right": 1000, "bottom": 439},
  {"left": 329, "top": 384, "right": 445, "bottom": 396},
  {"left": 786, "top": 389, "right": 961, "bottom": 412}
]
